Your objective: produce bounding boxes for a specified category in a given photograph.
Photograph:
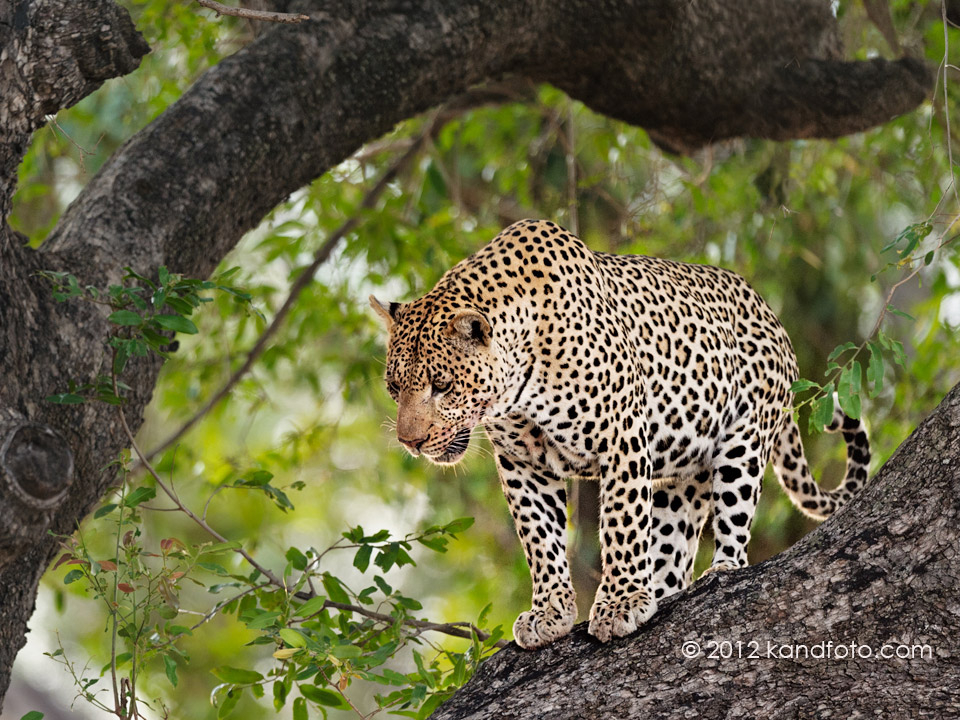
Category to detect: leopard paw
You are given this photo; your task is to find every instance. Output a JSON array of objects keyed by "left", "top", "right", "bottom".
[
  {"left": 513, "top": 594, "right": 577, "bottom": 650},
  {"left": 587, "top": 589, "right": 656, "bottom": 643},
  {"left": 699, "top": 560, "right": 741, "bottom": 578}
]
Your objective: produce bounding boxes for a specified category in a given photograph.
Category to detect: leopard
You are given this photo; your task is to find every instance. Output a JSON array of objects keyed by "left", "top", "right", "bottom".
[{"left": 370, "top": 219, "right": 870, "bottom": 650}]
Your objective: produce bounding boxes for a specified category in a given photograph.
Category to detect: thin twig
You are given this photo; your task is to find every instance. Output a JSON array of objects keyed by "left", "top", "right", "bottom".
[
  {"left": 318, "top": 667, "right": 368, "bottom": 719},
  {"left": 565, "top": 101, "right": 579, "bottom": 237},
  {"left": 943, "top": 1, "right": 960, "bottom": 209},
  {"left": 195, "top": 0, "right": 309, "bottom": 23},
  {"left": 123, "top": 391, "right": 508, "bottom": 650},
  {"left": 304, "top": 598, "right": 509, "bottom": 648},
  {"left": 109, "top": 480, "right": 127, "bottom": 716},
  {"left": 154, "top": 584, "right": 269, "bottom": 651},
  {"left": 144, "top": 117, "right": 438, "bottom": 462},
  {"left": 118, "top": 404, "right": 286, "bottom": 588}
]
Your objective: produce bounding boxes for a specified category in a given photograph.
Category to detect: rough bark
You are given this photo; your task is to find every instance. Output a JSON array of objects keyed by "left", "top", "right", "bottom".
[
  {"left": 434, "top": 385, "right": 960, "bottom": 719},
  {"left": 0, "top": 0, "right": 938, "bottom": 710}
]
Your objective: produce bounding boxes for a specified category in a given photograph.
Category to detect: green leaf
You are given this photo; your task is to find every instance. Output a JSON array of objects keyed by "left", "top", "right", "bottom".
[
  {"left": 890, "top": 339, "right": 907, "bottom": 368},
  {"left": 292, "top": 697, "right": 308, "bottom": 720},
  {"left": 165, "top": 297, "right": 196, "bottom": 315},
  {"left": 93, "top": 503, "right": 118, "bottom": 519},
  {"left": 153, "top": 314, "right": 199, "bottom": 334},
  {"left": 353, "top": 545, "right": 372, "bottom": 572},
  {"left": 236, "top": 470, "right": 273, "bottom": 487},
  {"left": 789, "top": 379, "right": 819, "bottom": 394},
  {"left": 163, "top": 655, "right": 178, "bottom": 687},
  {"left": 45, "top": 393, "right": 85, "bottom": 404},
  {"left": 63, "top": 569, "right": 85, "bottom": 585},
  {"left": 107, "top": 310, "right": 142, "bottom": 326},
  {"left": 810, "top": 392, "right": 835, "bottom": 434},
  {"left": 837, "top": 361, "right": 862, "bottom": 420},
  {"left": 412, "top": 651, "right": 435, "bottom": 688},
  {"left": 285, "top": 547, "right": 308, "bottom": 571},
  {"left": 444, "top": 517, "right": 475, "bottom": 534},
  {"left": 882, "top": 221, "right": 932, "bottom": 254},
  {"left": 113, "top": 344, "right": 129, "bottom": 375},
  {"left": 886, "top": 305, "right": 915, "bottom": 322},
  {"left": 218, "top": 688, "right": 242, "bottom": 719},
  {"left": 380, "top": 668, "right": 410, "bottom": 686},
  {"left": 826, "top": 341, "right": 857, "bottom": 363},
  {"left": 212, "top": 666, "right": 264, "bottom": 684},
  {"left": 20, "top": 712, "right": 44, "bottom": 720},
  {"left": 158, "top": 266, "right": 171, "bottom": 285},
  {"left": 395, "top": 595, "right": 423, "bottom": 610},
  {"left": 416, "top": 535, "right": 448, "bottom": 553},
  {"left": 329, "top": 643, "right": 361, "bottom": 659},
  {"left": 374, "top": 543, "right": 400, "bottom": 572},
  {"left": 244, "top": 611, "right": 282, "bottom": 630},
  {"left": 124, "top": 486, "right": 156, "bottom": 508},
  {"left": 373, "top": 575, "right": 392, "bottom": 596},
  {"left": 216, "top": 266, "right": 243, "bottom": 282},
  {"left": 321, "top": 573, "right": 351, "bottom": 605},
  {"left": 295, "top": 596, "right": 327, "bottom": 618},
  {"left": 867, "top": 342, "right": 885, "bottom": 398},
  {"left": 274, "top": 680, "right": 289, "bottom": 711},
  {"left": 279, "top": 628, "right": 307, "bottom": 648},
  {"left": 411, "top": 683, "right": 428, "bottom": 703},
  {"left": 299, "top": 684, "right": 342, "bottom": 707}
]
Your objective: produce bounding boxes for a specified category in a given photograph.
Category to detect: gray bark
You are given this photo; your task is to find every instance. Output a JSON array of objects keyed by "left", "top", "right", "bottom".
[
  {"left": 434, "top": 385, "right": 960, "bottom": 719},
  {"left": 0, "top": 0, "right": 937, "bottom": 710}
]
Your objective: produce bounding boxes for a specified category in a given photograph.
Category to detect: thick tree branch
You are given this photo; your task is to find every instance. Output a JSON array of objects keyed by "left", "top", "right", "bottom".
[
  {"left": 0, "top": 0, "right": 148, "bottom": 219},
  {"left": 433, "top": 385, "right": 960, "bottom": 719},
  {"left": 143, "top": 112, "right": 439, "bottom": 461}
]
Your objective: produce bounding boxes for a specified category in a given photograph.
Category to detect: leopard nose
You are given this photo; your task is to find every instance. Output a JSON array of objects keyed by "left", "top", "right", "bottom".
[{"left": 398, "top": 435, "right": 427, "bottom": 453}]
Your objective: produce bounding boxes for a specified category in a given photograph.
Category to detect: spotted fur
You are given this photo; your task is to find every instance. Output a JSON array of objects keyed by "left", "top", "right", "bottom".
[{"left": 371, "top": 219, "right": 870, "bottom": 649}]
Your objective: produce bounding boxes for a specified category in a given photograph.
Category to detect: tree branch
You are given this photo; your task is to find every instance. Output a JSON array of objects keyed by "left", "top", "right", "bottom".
[
  {"left": 143, "top": 114, "right": 438, "bottom": 461},
  {"left": 195, "top": 0, "right": 309, "bottom": 24},
  {"left": 433, "top": 385, "right": 960, "bottom": 719}
]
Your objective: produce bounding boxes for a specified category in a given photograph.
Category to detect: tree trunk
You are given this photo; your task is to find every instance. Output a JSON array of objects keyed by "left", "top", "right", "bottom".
[
  {"left": 0, "top": 0, "right": 936, "bottom": 708},
  {"left": 433, "top": 384, "right": 960, "bottom": 719}
]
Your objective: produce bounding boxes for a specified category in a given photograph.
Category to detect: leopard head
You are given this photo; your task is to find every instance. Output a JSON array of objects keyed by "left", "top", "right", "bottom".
[{"left": 370, "top": 295, "right": 497, "bottom": 465}]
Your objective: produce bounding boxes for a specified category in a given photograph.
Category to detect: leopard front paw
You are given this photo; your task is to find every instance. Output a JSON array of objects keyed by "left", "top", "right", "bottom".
[
  {"left": 587, "top": 589, "right": 657, "bottom": 643},
  {"left": 513, "top": 594, "right": 577, "bottom": 650}
]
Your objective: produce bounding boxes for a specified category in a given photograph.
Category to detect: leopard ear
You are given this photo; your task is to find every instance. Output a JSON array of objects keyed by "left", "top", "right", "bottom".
[
  {"left": 369, "top": 296, "right": 400, "bottom": 327},
  {"left": 445, "top": 311, "right": 491, "bottom": 346}
]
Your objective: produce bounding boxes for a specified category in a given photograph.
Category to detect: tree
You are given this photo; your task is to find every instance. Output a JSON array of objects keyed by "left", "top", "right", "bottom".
[{"left": 1, "top": 0, "right": 955, "bottom": 717}]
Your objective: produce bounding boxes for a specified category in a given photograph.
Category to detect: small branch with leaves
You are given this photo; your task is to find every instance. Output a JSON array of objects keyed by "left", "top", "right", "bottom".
[{"left": 791, "top": 219, "right": 959, "bottom": 431}]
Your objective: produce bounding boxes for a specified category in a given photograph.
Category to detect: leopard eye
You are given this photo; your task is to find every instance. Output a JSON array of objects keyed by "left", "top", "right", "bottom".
[{"left": 432, "top": 379, "right": 451, "bottom": 396}]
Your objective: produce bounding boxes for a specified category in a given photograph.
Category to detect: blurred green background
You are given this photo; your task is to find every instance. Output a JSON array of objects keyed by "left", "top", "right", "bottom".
[{"left": 5, "top": 0, "right": 960, "bottom": 718}]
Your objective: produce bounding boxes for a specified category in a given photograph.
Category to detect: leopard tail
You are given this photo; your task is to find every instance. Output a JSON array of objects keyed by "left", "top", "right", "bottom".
[{"left": 770, "top": 394, "right": 871, "bottom": 521}]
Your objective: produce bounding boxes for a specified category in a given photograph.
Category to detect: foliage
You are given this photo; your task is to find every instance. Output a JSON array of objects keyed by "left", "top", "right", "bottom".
[
  {"left": 7, "top": 0, "right": 960, "bottom": 718},
  {"left": 37, "top": 268, "right": 502, "bottom": 719}
]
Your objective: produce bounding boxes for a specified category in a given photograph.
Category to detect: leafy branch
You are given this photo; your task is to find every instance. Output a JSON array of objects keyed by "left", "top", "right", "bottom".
[{"left": 791, "top": 223, "right": 959, "bottom": 432}]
